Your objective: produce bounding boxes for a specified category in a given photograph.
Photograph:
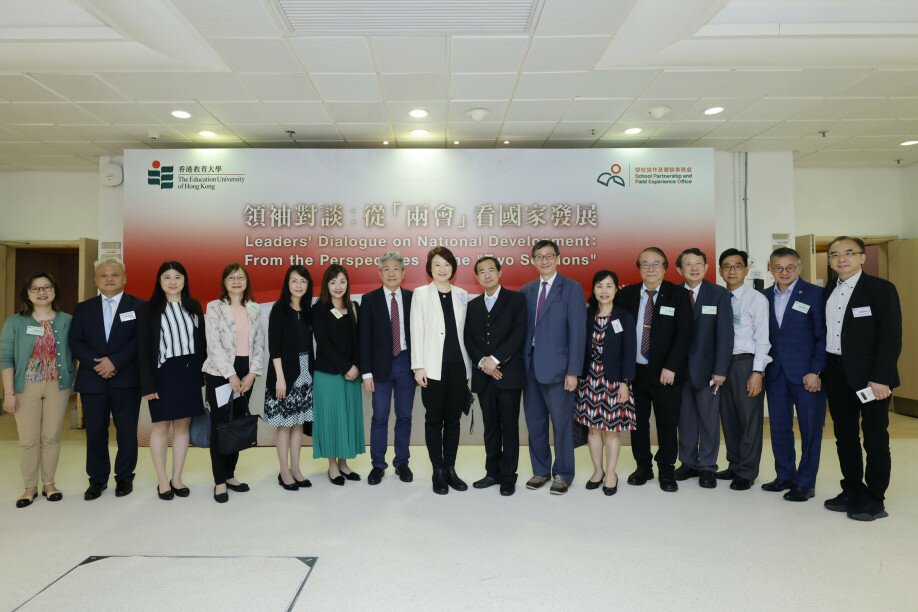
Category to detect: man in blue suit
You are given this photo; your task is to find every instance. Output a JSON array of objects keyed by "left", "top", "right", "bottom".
[
  {"left": 521, "top": 240, "right": 586, "bottom": 495},
  {"left": 69, "top": 258, "right": 144, "bottom": 500},
  {"left": 762, "top": 247, "right": 827, "bottom": 502}
]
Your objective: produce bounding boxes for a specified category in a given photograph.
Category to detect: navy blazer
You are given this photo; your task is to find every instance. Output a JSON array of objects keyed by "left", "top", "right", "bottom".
[
  {"left": 70, "top": 293, "right": 145, "bottom": 393},
  {"left": 686, "top": 280, "right": 734, "bottom": 390},
  {"left": 136, "top": 299, "right": 206, "bottom": 396},
  {"left": 765, "top": 279, "right": 827, "bottom": 384},
  {"left": 358, "top": 286, "right": 412, "bottom": 382},
  {"left": 464, "top": 288, "right": 527, "bottom": 392},
  {"left": 580, "top": 306, "right": 637, "bottom": 383},
  {"left": 521, "top": 273, "right": 587, "bottom": 385}
]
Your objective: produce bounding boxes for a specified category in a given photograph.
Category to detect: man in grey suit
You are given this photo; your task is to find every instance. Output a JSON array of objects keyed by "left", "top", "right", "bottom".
[
  {"left": 673, "top": 248, "right": 734, "bottom": 488},
  {"left": 521, "top": 240, "right": 587, "bottom": 495}
]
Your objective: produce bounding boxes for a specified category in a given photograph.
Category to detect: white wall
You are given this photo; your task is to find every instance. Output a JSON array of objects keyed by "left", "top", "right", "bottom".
[
  {"left": 0, "top": 171, "right": 99, "bottom": 241},
  {"left": 901, "top": 164, "right": 918, "bottom": 240},
  {"left": 795, "top": 167, "right": 903, "bottom": 237}
]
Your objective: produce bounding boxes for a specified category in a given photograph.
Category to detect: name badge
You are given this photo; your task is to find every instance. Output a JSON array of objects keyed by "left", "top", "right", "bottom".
[
  {"left": 331, "top": 308, "right": 344, "bottom": 319},
  {"left": 733, "top": 314, "right": 742, "bottom": 325},
  {"left": 852, "top": 306, "right": 872, "bottom": 318},
  {"left": 119, "top": 311, "right": 136, "bottom": 322},
  {"left": 791, "top": 301, "right": 810, "bottom": 314},
  {"left": 659, "top": 306, "right": 675, "bottom": 316},
  {"left": 611, "top": 319, "right": 623, "bottom": 334},
  {"left": 26, "top": 325, "right": 45, "bottom": 336},
  {"left": 701, "top": 305, "right": 717, "bottom": 315}
]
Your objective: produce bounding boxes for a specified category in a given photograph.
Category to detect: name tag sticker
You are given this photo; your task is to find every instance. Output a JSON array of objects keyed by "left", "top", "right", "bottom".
[
  {"left": 26, "top": 325, "right": 45, "bottom": 336},
  {"left": 659, "top": 306, "right": 675, "bottom": 316},
  {"left": 701, "top": 305, "right": 717, "bottom": 315},
  {"left": 611, "top": 319, "right": 623, "bottom": 334},
  {"left": 791, "top": 301, "right": 810, "bottom": 314},
  {"left": 331, "top": 309, "right": 344, "bottom": 319},
  {"left": 852, "top": 306, "right": 872, "bottom": 318},
  {"left": 119, "top": 311, "right": 136, "bottom": 322},
  {"left": 733, "top": 314, "right": 742, "bottom": 325}
]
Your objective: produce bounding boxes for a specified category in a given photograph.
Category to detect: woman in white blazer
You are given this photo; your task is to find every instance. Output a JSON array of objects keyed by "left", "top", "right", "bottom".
[
  {"left": 202, "top": 263, "right": 265, "bottom": 503},
  {"left": 411, "top": 247, "right": 471, "bottom": 495}
]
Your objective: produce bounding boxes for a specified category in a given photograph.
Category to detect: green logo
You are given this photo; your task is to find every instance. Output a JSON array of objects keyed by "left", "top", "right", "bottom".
[
  {"left": 597, "top": 163, "right": 625, "bottom": 187},
  {"left": 148, "top": 160, "right": 173, "bottom": 189}
]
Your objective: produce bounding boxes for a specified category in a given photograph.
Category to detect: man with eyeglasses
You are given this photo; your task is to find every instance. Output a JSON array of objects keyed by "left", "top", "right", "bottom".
[
  {"left": 616, "top": 247, "right": 693, "bottom": 492},
  {"left": 761, "top": 247, "right": 827, "bottom": 502},
  {"left": 717, "top": 248, "right": 771, "bottom": 492},
  {"left": 822, "top": 236, "right": 901, "bottom": 521}
]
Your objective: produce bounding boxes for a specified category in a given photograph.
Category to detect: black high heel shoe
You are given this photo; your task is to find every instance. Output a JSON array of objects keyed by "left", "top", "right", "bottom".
[
  {"left": 277, "top": 474, "right": 299, "bottom": 491},
  {"left": 170, "top": 480, "right": 190, "bottom": 498},
  {"left": 603, "top": 474, "right": 619, "bottom": 496},
  {"left": 157, "top": 485, "right": 174, "bottom": 501},
  {"left": 585, "top": 472, "right": 605, "bottom": 491}
]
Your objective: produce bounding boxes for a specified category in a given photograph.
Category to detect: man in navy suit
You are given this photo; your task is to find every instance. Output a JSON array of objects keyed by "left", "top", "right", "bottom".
[
  {"left": 673, "top": 248, "right": 733, "bottom": 489},
  {"left": 762, "top": 247, "right": 827, "bottom": 502},
  {"left": 521, "top": 240, "right": 586, "bottom": 495},
  {"left": 360, "top": 252, "right": 416, "bottom": 485},
  {"left": 69, "top": 258, "right": 144, "bottom": 500}
]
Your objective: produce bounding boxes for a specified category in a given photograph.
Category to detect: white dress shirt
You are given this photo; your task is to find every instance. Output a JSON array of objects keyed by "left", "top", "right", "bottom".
[
  {"left": 773, "top": 278, "right": 798, "bottom": 328},
  {"left": 826, "top": 270, "right": 862, "bottom": 355},
  {"left": 684, "top": 282, "right": 701, "bottom": 308},
  {"left": 634, "top": 284, "right": 659, "bottom": 365},
  {"left": 730, "top": 284, "right": 772, "bottom": 372},
  {"left": 479, "top": 286, "right": 502, "bottom": 368}
]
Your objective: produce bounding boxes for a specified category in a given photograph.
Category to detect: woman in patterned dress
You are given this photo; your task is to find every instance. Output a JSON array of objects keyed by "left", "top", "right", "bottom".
[{"left": 575, "top": 270, "right": 637, "bottom": 495}]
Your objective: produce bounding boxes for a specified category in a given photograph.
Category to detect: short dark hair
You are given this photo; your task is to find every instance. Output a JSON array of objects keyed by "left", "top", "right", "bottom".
[
  {"left": 719, "top": 248, "right": 748, "bottom": 267},
  {"left": 19, "top": 272, "right": 62, "bottom": 315},
  {"left": 676, "top": 247, "right": 707, "bottom": 268},
  {"left": 218, "top": 263, "right": 254, "bottom": 304},
  {"left": 587, "top": 269, "right": 620, "bottom": 316},
  {"left": 827, "top": 235, "right": 866, "bottom": 253},
  {"left": 425, "top": 247, "right": 457, "bottom": 280},
  {"left": 531, "top": 239, "right": 560, "bottom": 258},
  {"left": 474, "top": 256, "right": 501, "bottom": 274},
  {"left": 636, "top": 246, "right": 668, "bottom": 270},
  {"left": 319, "top": 264, "right": 352, "bottom": 308},
  {"left": 769, "top": 247, "right": 800, "bottom": 261}
]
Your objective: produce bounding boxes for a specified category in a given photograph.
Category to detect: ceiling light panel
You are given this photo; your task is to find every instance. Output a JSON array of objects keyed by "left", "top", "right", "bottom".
[{"left": 174, "top": 0, "right": 281, "bottom": 37}]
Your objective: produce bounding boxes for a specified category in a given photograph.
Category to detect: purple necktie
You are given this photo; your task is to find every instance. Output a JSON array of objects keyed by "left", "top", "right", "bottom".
[{"left": 535, "top": 281, "right": 548, "bottom": 323}]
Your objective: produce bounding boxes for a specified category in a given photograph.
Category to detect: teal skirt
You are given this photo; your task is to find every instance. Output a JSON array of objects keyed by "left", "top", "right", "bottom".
[{"left": 312, "top": 371, "right": 365, "bottom": 459}]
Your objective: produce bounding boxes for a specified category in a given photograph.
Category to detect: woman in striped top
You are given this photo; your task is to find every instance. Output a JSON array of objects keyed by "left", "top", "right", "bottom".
[{"left": 137, "top": 261, "right": 206, "bottom": 500}]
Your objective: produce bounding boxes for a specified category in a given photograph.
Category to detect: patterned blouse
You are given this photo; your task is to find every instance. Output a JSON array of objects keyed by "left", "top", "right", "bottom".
[{"left": 24, "top": 320, "right": 58, "bottom": 383}]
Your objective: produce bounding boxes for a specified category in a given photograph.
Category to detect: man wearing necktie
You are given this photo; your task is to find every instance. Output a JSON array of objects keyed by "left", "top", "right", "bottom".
[
  {"left": 615, "top": 247, "right": 693, "bottom": 492},
  {"left": 464, "top": 257, "right": 526, "bottom": 496},
  {"left": 69, "top": 258, "right": 144, "bottom": 500},
  {"left": 359, "top": 252, "right": 416, "bottom": 486},
  {"left": 520, "top": 240, "right": 586, "bottom": 495}
]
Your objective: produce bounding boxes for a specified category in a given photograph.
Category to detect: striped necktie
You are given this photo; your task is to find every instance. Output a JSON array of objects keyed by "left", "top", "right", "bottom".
[{"left": 641, "top": 289, "right": 656, "bottom": 360}]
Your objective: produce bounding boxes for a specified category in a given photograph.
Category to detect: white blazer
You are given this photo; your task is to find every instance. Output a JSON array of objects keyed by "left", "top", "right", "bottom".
[{"left": 410, "top": 282, "right": 471, "bottom": 381}]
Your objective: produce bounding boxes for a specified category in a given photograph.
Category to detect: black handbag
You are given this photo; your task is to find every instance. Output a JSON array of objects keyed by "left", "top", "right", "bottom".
[
  {"left": 189, "top": 410, "right": 211, "bottom": 448},
  {"left": 216, "top": 395, "right": 259, "bottom": 454},
  {"left": 572, "top": 418, "right": 589, "bottom": 448}
]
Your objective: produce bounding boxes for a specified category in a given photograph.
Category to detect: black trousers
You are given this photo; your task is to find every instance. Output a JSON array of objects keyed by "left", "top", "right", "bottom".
[
  {"left": 421, "top": 362, "right": 467, "bottom": 469},
  {"left": 205, "top": 357, "right": 251, "bottom": 485},
  {"left": 823, "top": 354, "right": 891, "bottom": 502},
  {"left": 478, "top": 382, "right": 521, "bottom": 484},
  {"left": 82, "top": 387, "right": 142, "bottom": 484},
  {"left": 631, "top": 364, "right": 682, "bottom": 474}
]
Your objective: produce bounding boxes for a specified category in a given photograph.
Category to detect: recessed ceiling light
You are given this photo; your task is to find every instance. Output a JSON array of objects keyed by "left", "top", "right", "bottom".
[
  {"left": 503, "top": 140, "right": 510, "bottom": 145},
  {"left": 409, "top": 109, "right": 429, "bottom": 118},
  {"left": 410, "top": 129, "right": 429, "bottom": 137},
  {"left": 171, "top": 110, "right": 191, "bottom": 119},
  {"left": 453, "top": 140, "right": 459, "bottom": 145},
  {"left": 623, "top": 127, "right": 643, "bottom": 135},
  {"left": 382, "top": 140, "right": 389, "bottom": 145},
  {"left": 198, "top": 130, "right": 216, "bottom": 138},
  {"left": 703, "top": 106, "right": 724, "bottom": 115},
  {"left": 901, "top": 140, "right": 918, "bottom": 146}
]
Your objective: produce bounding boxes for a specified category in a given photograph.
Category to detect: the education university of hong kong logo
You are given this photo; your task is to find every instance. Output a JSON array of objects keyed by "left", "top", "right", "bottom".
[
  {"left": 596, "top": 163, "right": 625, "bottom": 187},
  {"left": 148, "top": 160, "right": 173, "bottom": 189}
]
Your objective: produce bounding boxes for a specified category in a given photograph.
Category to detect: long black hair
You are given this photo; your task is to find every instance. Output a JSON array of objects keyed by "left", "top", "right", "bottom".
[
  {"left": 318, "top": 264, "right": 352, "bottom": 308},
  {"left": 19, "top": 272, "right": 62, "bottom": 315},
  {"left": 148, "top": 261, "right": 197, "bottom": 316},
  {"left": 278, "top": 264, "right": 313, "bottom": 317},
  {"left": 587, "top": 269, "right": 620, "bottom": 316}
]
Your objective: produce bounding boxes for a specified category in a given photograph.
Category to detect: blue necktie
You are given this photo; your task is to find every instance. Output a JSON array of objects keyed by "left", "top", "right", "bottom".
[{"left": 103, "top": 298, "right": 115, "bottom": 341}]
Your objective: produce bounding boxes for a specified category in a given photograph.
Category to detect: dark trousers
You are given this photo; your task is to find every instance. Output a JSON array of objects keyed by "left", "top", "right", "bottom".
[
  {"left": 765, "top": 366, "right": 827, "bottom": 489},
  {"left": 81, "top": 387, "right": 141, "bottom": 484},
  {"left": 677, "top": 382, "right": 722, "bottom": 472},
  {"left": 720, "top": 357, "right": 765, "bottom": 481},
  {"left": 421, "top": 362, "right": 467, "bottom": 469},
  {"left": 823, "top": 355, "right": 891, "bottom": 502},
  {"left": 370, "top": 352, "right": 415, "bottom": 470},
  {"left": 632, "top": 364, "right": 682, "bottom": 474},
  {"left": 523, "top": 364, "right": 576, "bottom": 483},
  {"left": 478, "top": 382, "right": 521, "bottom": 484},
  {"left": 205, "top": 357, "right": 251, "bottom": 485}
]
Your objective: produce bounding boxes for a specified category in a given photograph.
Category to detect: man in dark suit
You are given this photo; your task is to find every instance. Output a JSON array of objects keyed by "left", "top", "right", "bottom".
[
  {"left": 822, "top": 236, "right": 902, "bottom": 521},
  {"left": 615, "top": 247, "right": 693, "bottom": 492},
  {"left": 464, "top": 256, "right": 527, "bottom": 496},
  {"left": 521, "top": 240, "right": 586, "bottom": 495},
  {"left": 69, "top": 258, "right": 144, "bottom": 500},
  {"left": 359, "top": 252, "right": 416, "bottom": 485},
  {"left": 673, "top": 248, "right": 733, "bottom": 489},
  {"left": 762, "top": 247, "right": 827, "bottom": 502}
]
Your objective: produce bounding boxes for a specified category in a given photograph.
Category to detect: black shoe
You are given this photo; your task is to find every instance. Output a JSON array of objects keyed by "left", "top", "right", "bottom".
[
  {"left": 226, "top": 482, "right": 250, "bottom": 492},
  {"left": 15, "top": 493, "right": 37, "bottom": 508},
  {"left": 446, "top": 467, "right": 468, "bottom": 491},
  {"left": 368, "top": 467, "right": 385, "bottom": 485},
  {"left": 213, "top": 486, "right": 228, "bottom": 503},
  {"left": 84, "top": 482, "right": 107, "bottom": 501},
  {"left": 296, "top": 478, "right": 312, "bottom": 488},
  {"left": 824, "top": 491, "right": 858, "bottom": 513},
  {"left": 278, "top": 474, "right": 300, "bottom": 491},
  {"left": 699, "top": 471, "right": 717, "bottom": 488},
  {"left": 341, "top": 470, "right": 361, "bottom": 482},
  {"left": 328, "top": 472, "right": 345, "bottom": 486},
  {"left": 659, "top": 474, "right": 678, "bottom": 493},
  {"left": 627, "top": 467, "right": 654, "bottom": 486},
  {"left": 115, "top": 480, "right": 133, "bottom": 497},
  {"left": 394, "top": 464, "right": 414, "bottom": 482},
  {"left": 42, "top": 489, "right": 63, "bottom": 502},
  {"left": 585, "top": 473, "right": 605, "bottom": 490},
  {"left": 432, "top": 468, "right": 448, "bottom": 495},
  {"left": 674, "top": 464, "right": 699, "bottom": 481},
  {"left": 730, "top": 477, "right": 753, "bottom": 490},
  {"left": 157, "top": 485, "right": 174, "bottom": 501},
  {"left": 783, "top": 487, "right": 815, "bottom": 502},
  {"left": 715, "top": 468, "right": 735, "bottom": 481},
  {"left": 603, "top": 475, "right": 618, "bottom": 496},
  {"left": 761, "top": 478, "right": 795, "bottom": 492},
  {"left": 499, "top": 482, "right": 515, "bottom": 496},
  {"left": 169, "top": 480, "right": 190, "bottom": 497},
  {"left": 847, "top": 501, "right": 889, "bottom": 522},
  {"left": 473, "top": 475, "right": 499, "bottom": 489}
]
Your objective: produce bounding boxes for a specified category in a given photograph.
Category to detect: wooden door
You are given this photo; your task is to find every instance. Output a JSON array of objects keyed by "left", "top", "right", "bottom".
[
  {"left": 78, "top": 238, "right": 98, "bottom": 302},
  {"left": 795, "top": 234, "right": 817, "bottom": 284},
  {"left": 888, "top": 239, "right": 917, "bottom": 415}
]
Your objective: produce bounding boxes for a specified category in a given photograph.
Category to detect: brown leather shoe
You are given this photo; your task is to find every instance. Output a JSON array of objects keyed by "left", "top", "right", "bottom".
[{"left": 525, "top": 475, "right": 550, "bottom": 490}]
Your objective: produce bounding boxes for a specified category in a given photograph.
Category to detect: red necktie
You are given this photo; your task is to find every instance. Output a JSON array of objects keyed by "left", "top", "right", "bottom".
[
  {"left": 390, "top": 292, "right": 401, "bottom": 357},
  {"left": 689, "top": 290, "right": 696, "bottom": 309},
  {"left": 641, "top": 289, "right": 656, "bottom": 360}
]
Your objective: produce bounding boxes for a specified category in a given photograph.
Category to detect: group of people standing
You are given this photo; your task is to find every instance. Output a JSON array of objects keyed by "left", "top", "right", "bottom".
[{"left": 0, "top": 236, "right": 901, "bottom": 522}]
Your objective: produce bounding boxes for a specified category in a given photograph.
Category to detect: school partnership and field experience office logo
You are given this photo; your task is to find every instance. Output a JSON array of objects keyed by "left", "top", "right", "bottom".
[
  {"left": 147, "top": 160, "right": 173, "bottom": 189},
  {"left": 596, "top": 163, "right": 625, "bottom": 187}
]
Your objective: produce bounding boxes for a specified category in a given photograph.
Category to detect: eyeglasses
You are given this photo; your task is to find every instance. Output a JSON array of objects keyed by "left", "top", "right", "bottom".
[
  {"left": 771, "top": 265, "right": 798, "bottom": 273},
  {"left": 533, "top": 254, "right": 556, "bottom": 261},
  {"left": 827, "top": 250, "right": 864, "bottom": 261},
  {"left": 639, "top": 262, "right": 663, "bottom": 270},
  {"left": 720, "top": 264, "right": 746, "bottom": 272},
  {"left": 226, "top": 275, "right": 246, "bottom": 282},
  {"left": 29, "top": 285, "right": 54, "bottom": 294}
]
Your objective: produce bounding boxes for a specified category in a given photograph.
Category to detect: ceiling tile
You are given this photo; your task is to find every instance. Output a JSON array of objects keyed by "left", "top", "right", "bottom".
[
  {"left": 514, "top": 72, "right": 587, "bottom": 99},
  {"left": 0, "top": 142, "right": 75, "bottom": 155},
  {"left": 240, "top": 74, "right": 317, "bottom": 101},
  {"left": 867, "top": 119, "right": 918, "bottom": 136},
  {"left": 704, "top": 71, "right": 801, "bottom": 99},
  {"left": 535, "top": 0, "right": 633, "bottom": 35},
  {"left": 733, "top": 137, "right": 802, "bottom": 151},
  {"left": 227, "top": 125, "right": 294, "bottom": 141},
  {"left": 203, "top": 102, "right": 275, "bottom": 124},
  {"left": 116, "top": 125, "right": 188, "bottom": 141},
  {"left": 30, "top": 74, "right": 127, "bottom": 102},
  {"left": 850, "top": 98, "right": 918, "bottom": 120},
  {"left": 761, "top": 119, "right": 890, "bottom": 138},
  {"left": 0, "top": 102, "right": 46, "bottom": 123},
  {"left": 640, "top": 71, "right": 730, "bottom": 99},
  {"left": 734, "top": 99, "right": 817, "bottom": 121},
  {"left": 392, "top": 122, "right": 445, "bottom": 138},
  {"left": 78, "top": 103, "right": 158, "bottom": 124},
  {"left": 97, "top": 73, "right": 191, "bottom": 102},
  {"left": 500, "top": 139, "right": 547, "bottom": 147},
  {"left": 173, "top": 0, "right": 280, "bottom": 37},
  {"left": 544, "top": 139, "right": 595, "bottom": 148},
  {"left": 7, "top": 124, "right": 83, "bottom": 140},
  {"left": 448, "top": 139, "right": 497, "bottom": 148},
  {"left": 704, "top": 121, "right": 778, "bottom": 138},
  {"left": 137, "top": 103, "right": 220, "bottom": 125},
  {"left": 767, "top": 69, "right": 873, "bottom": 97},
  {"left": 505, "top": 100, "right": 570, "bottom": 121},
  {"left": 243, "top": 141, "right": 298, "bottom": 148},
  {"left": 446, "top": 123, "right": 502, "bottom": 139},
  {"left": 327, "top": 102, "right": 390, "bottom": 123},
  {"left": 835, "top": 70, "right": 918, "bottom": 97},
  {"left": 310, "top": 74, "right": 382, "bottom": 101},
  {"left": 209, "top": 38, "right": 302, "bottom": 73},
  {"left": 500, "top": 121, "right": 557, "bottom": 138},
  {"left": 170, "top": 73, "right": 256, "bottom": 101},
  {"left": 450, "top": 74, "right": 517, "bottom": 100},
  {"left": 790, "top": 98, "right": 888, "bottom": 121},
  {"left": 47, "top": 141, "right": 117, "bottom": 156},
  {"left": 347, "top": 140, "right": 392, "bottom": 148},
  {"left": 617, "top": 99, "right": 695, "bottom": 123},
  {"left": 523, "top": 36, "right": 609, "bottom": 72},
  {"left": 653, "top": 121, "right": 722, "bottom": 139},
  {"left": 263, "top": 101, "right": 333, "bottom": 124},
  {"left": 337, "top": 123, "right": 394, "bottom": 140},
  {"left": 95, "top": 141, "right": 151, "bottom": 153},
  {"left": 550, "top": 121, "right": 610, "bottom": 138},
  {"left": 290, "top": 37, "right": 375, "bottom": 73},
  {"left": 819, "top": 136, "right": 899, "bottom": 151},
  {"left": 66, "top": 126, "right": 134, "bottom": 140},
  {"left": 448, "top": 101, "right": 509, "bottom": 123},
  {"left": 789, "top": 150, "right": 859, "bottom": 165},
  {"left": 577, "top": 70, "right": 657, "bottom": 98},
  {"left": 0, "top": 76, "right": 64, "bottom": 102},
  {"left": 692, "top": 137, "right": 749, "bottom": 150},
  {"left": 380, "top": 74, "right": 446, "bottom": 100},
  {"left": 372, "top": 36, "right": 447, "bottom": 73},
  {"left": 288, "top": 124, "right": 343, "bottom": 140},
  {"left": 677, "top": 99, "right": 756, "bottom": 121},
  {"left": 563, "top": 99, "right": 629, "bottom": 121},
  {"left": 594, "top": 137, "right": 646, "bottom": 147},
  {"left": 641, "top": 138, "right": 698, "bottom": 148},
  {"left": 8, "top": 103, "right": 107, "bottom": 125},
  {"left": 450, "top": 37, "right": 529, "bottom": 73},
  {"left": 387, "top": 101, "right": 446, "bottom": 123},
  {"left": 0, "top": 125, "right": 27, "bottom": 141}
]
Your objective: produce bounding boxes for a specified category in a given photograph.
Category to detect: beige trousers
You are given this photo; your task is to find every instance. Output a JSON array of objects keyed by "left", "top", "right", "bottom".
[{"left": 14, "top": 380, "right": 71, "bottom": 488}]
